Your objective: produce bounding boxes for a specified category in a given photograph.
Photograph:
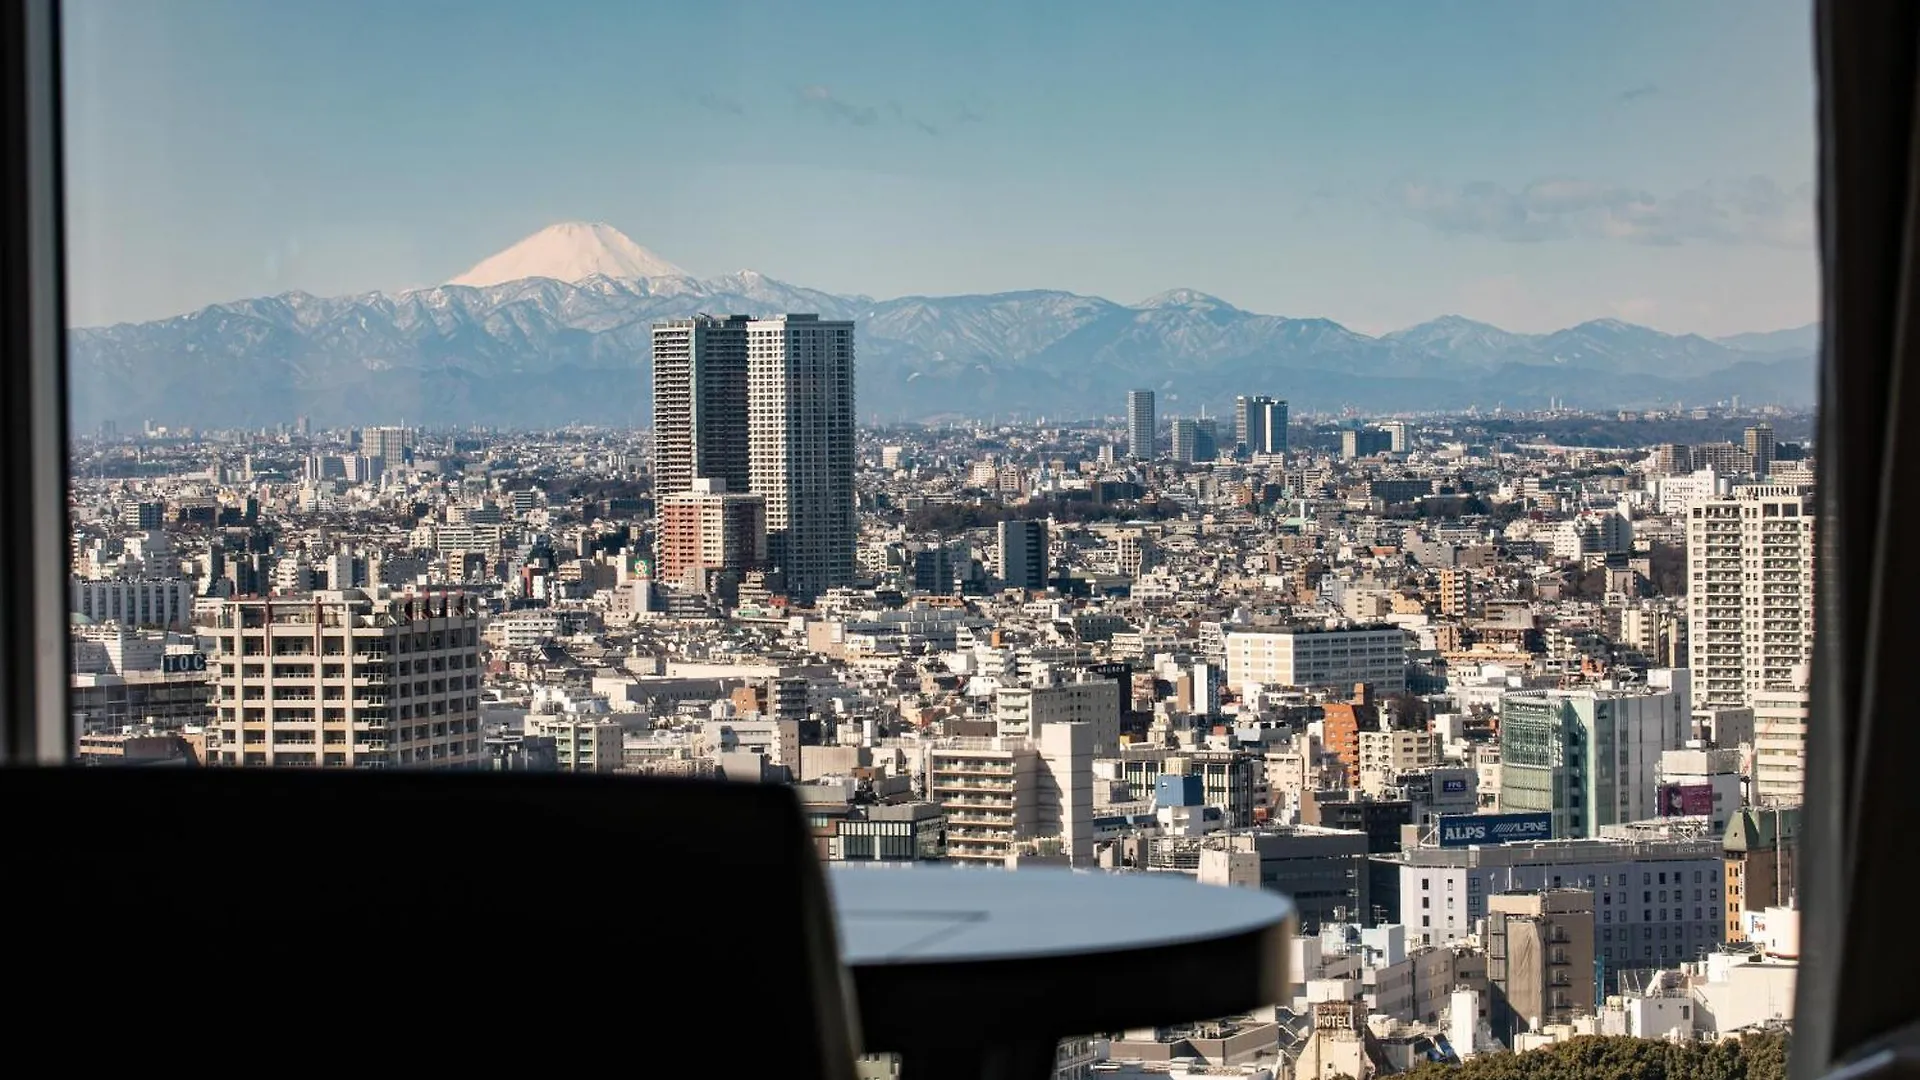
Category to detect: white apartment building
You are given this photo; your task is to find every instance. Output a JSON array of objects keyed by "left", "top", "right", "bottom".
[
  {"left": 926, "top": 725, "right": 1093, "bottom": 866},
  {"left": 1752, "top": 673, "right": 1810, "bottom": 805},
  {"left": 1686, "top": 484, "right": 1815, "bottom": 712},
  {"left": 702, "top": 716, "right": 801, "bottom": 770},
  {"left": 1551, "top": 509, "right": 1633, "bottom": 560},
  {"left": 485, "top": 611, "right": 561, "bottom": 649},
  {"left": 1358, "top": 729, "right": 1440, "bottom": 791},
  {"left": 207, "top": 589, "right": 483, "bottom": 769},
  {"left": 70, "top": 576, "right": 196, "bottom": 630},
  {"left": 995, "top": 675, "right": 1121, "bottom": 754},
  {"left": 535, "top": 716, "right": 623, "bottom": 773},
  {"left": 746, "top": 314, "right": 856, "bottom": 603},
  {"left": 1224, "top": 625, "right": 1408, "bottom": 697}
]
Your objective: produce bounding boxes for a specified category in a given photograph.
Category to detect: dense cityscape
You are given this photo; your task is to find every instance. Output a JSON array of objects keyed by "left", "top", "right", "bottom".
[
  {"left": 66, "top": 303, "right": 1810, "bottom": 1072},
  {"left": 53, "top": 1, "right": 1827, "bottom": 1071}
]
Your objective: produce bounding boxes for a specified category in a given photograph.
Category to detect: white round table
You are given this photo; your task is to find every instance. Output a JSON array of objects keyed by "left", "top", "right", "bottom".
[{"left": 829, "top": 865, "right": 1295, "bottom": 1080}]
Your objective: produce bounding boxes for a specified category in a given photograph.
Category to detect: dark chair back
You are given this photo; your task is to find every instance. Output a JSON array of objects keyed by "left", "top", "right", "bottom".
[{"left": 2, "top": 766, "right": 861, "bottom": 1077}]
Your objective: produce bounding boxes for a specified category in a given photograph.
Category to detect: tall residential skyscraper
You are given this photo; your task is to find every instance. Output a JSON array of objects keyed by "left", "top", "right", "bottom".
[
  {"left": 747, "top": 314, "right": 857, "bottom": 603},
  {"left": 1743, "top": 423, "right": 1777, "bottom": 477},
  {"left": 1686, "top": 484, "right": 1816, "bottom": 712},
  {"left": 1127, "top": 389, "right": 1156, "bottom": 459},
  {"left": 997, "top": 518, "right": 1048, "bottom": 591},
  {"left": 650, "top": 315, "right": 750, "bottom": 500}
]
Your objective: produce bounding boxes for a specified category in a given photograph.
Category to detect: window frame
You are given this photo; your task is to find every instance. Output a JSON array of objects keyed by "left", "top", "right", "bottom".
[{"left": 0, "top": 0, "right": 75, "bottom": 764}]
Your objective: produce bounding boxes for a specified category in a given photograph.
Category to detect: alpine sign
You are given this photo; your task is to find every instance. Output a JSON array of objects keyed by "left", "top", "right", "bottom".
[{"left": 1437, "top": 812, "right": 1553, "bottom": 848}]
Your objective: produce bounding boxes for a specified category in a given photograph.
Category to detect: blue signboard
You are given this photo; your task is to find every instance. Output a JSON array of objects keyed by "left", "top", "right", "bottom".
[
  {"left": 1440, "top": 777, "right": 1469, "bottom": 794},
  {"left": 1437, "top": 812, "right": 1553, "bottom": 848}
]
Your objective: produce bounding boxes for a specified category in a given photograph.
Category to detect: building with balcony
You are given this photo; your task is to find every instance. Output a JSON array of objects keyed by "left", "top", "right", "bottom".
[
  {"left": 206, "top": 589, "right": 482, "bottom": 769},
  {"left": 536, "top": 716, "right": 623, "bottom": 773},
  {"left": 1685, "top": 485, "right": 1815, "bottom": 712},
  {"left": 926, "top": 724, "right": 1092, "bottom": 866},
  {"left": 1485, "top": 889, "right": 1597, "bottom": 1043}
]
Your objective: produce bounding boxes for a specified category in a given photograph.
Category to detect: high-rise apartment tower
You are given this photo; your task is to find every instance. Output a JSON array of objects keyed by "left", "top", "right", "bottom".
[
  {"left": 1127, "top": 389, "right": 1156, "bottom": 459},
  {"left": 747, "top": 315, "right": 857, "bottom": 603}
]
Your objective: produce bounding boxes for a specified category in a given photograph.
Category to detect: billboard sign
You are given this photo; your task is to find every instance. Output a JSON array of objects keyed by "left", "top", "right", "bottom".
[
  {"left": 161, "top": 652, "right": 208, "bottom": 675},
  {"left": 1437, "top": 812, "right": 1553, "bottom": 848},
  {"left": 1441, "top": 777, "right": 1469, "bottom": 794},
  {"left": 1658, "top": 783, "right": 1715, "bottom": 817}
]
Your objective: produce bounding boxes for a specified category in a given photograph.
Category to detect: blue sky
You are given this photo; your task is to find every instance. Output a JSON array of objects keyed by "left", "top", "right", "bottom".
[{"left": 62, "top": 0, "right": 1817, "bottom": 336}]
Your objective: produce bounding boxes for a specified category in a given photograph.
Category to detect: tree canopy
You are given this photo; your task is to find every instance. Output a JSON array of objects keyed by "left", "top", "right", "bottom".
[{"left": 1400, "top": 1032, "right": 1788, "bottom": 1080}]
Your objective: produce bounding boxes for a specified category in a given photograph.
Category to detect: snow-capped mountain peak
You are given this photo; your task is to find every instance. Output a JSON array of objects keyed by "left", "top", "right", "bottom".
[
  {"left": 447, "top": 222, "right": 688, "bottom": 287},
  {"left": 1135, "top": 288, "right": 1238, "bottom": 311}
]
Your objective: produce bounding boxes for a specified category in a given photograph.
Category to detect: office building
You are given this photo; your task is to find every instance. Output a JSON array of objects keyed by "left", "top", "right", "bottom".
[
  {"left": 208, "top": 589, "right": 483, "bottom": 769},
  {"left": 747, "top": 315, "right": 857, "bottom": 603},
  {"left": 1196, "top": 826, "right": 1373, "bottom": 931},
  {"left": 912, "top": 544, "right": 960, "bottom": 595},
  {"left": 1261, "top": 399, "right": 1289, "bottom": 454},
  {"left": 1127, "top": 389, "right": 1156, "bottom": 459},
  {"left": 656, "top": 478, "right": 766, "bottom": 597},
  {"left": 359, "top": 426, "right": 410, "bottom": 464},
  {"left": 1224, "top": 625, "right": 1408, "bottom": 696},
  {"left": 1236, "top": 395, "right": 1289, "bottom": 456},
  {"left": 1497, "top": 671, "right": 1692, "bottom": 839},
  {"left": 1685, "top": 484, "right": 1815, "bottom": 711},
  {"left": 1383, "top": 421, "right": 1412, "bottom": 454},
  {"left": 1395, "top": 836, "right": 1727, "bottom": 973},
  {"left": 70, "top": 669, "right": 214, "bottom": 738},
  {"left": 997, "top": 518, "right": 1048, "bottom": 592},
  {"left": 650, "top": 314, "right": 750, "bottom": 501},
  {"left": 120, "top": 501, "right": 165, "bottom": 529},
  {"left": 1341, "top": 429, "right": 1393, "bottom": 459},
  {"left": 70, "top": 577, "right": 196, "bottom": 629}
]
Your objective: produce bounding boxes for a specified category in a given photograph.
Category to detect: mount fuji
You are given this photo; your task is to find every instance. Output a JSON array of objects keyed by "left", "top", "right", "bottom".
[
  {"left": 447, "top": 221, "right": 689, "bottom": 286},
  {"left": 67, "top": 223, "right": 1820, "bottom": 428}
]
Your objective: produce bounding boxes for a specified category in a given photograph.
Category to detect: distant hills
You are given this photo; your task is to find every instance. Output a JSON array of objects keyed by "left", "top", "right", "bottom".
[{"left": 68, "top": 223, "right": 1819, "bottom": 429}]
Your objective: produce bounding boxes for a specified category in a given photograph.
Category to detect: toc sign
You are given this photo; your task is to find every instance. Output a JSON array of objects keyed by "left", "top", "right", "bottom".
[
  {"left": 1437, "top": 812, "right": 1553, "bottom": 848},
  {"left": 161, "top": 652, "right": 208, "bottom": 675}
]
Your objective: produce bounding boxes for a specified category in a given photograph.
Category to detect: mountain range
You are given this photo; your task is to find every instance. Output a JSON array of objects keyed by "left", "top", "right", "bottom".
[{"left": 68, "top": 223, "right": 1819, "bottom": 429}]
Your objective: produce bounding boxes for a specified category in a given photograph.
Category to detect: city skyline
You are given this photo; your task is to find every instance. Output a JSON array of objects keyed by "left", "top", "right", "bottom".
[{"left": 63, "top": 0, "right": 1814, "bottom": 337}]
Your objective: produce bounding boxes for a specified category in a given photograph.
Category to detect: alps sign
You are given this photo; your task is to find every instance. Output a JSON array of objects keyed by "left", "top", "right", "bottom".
[{"left": 1437, "top": 812, "right": 1553, "bottom": 848}]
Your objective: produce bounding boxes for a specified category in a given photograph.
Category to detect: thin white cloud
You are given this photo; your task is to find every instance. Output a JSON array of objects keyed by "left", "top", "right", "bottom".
[{"left": 1389, "top": 176, "right": 1813, "bottom": 248}]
